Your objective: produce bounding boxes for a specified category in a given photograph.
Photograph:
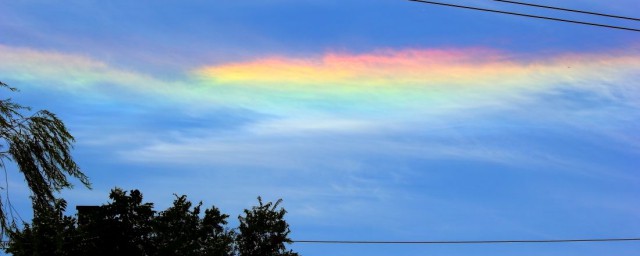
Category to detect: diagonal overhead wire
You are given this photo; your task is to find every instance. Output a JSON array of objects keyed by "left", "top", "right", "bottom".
[
  {"left": 493, "top": 0, "right": 640, "bottom": 21},
  {"left": 407, "top": 0, "right": 640, "bottom": 32}
]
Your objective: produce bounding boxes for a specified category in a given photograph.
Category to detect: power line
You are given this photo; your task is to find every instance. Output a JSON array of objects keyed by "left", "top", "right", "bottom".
[
  {"left": 407, "top": 0, "right": 640, "bottom": 32},
  {"left": 493, "top": 0, "right": 640, "bottom": 21},
  {"left": 293, "top": 237, "right": 640, "bottom": 244}
]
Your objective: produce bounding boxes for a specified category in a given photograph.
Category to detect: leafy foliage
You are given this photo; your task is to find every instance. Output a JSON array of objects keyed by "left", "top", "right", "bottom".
[
  {"left": 153, "top": 195, "right": 235, "bottom": 256},
  {"left": 78, "top": 189, "right": 155, "bottom": 256},
  {"left": 237, "top": 197, "right": 299, "bottom": 256},
  {"left": 0, "top": 81, "right": 90, "bottom": 231},
  {"left": 6, "top": 189, "right": 296, "bottom": 256},
  {"left": 5, "top": 199, "right": 81, "bottom": 256}
]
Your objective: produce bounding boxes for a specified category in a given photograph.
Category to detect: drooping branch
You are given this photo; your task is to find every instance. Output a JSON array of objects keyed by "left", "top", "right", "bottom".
[{"left": 0, "top": 81, "right": 90, "bottom": 232}]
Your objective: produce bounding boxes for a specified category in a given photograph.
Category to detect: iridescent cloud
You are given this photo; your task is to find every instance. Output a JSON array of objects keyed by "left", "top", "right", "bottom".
[
  {"left": 2, "top": 44, "right": 639, "bottom": 118},
  {"left": 195, "top": 47, "right": 640, "bottom": 116}
]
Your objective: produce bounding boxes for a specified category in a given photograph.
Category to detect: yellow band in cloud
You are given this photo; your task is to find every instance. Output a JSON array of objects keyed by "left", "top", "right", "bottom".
[{"left": 2, "top": 44, "right": 639, "bottom": 116}]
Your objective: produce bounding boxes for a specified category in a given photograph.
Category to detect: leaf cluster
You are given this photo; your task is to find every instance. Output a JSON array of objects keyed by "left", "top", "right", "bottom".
[
  {"left": 0, "top": 82, "right": 90, "bottom": 231},
  {"left": 237, "top": 197, "right": 298, "bottom": 256},
  {"left": 6, "top": 189, "right": 299, "bottom": 256}
]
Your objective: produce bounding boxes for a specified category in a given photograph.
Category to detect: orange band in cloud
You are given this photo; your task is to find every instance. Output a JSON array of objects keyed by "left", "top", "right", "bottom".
[
  {"left": 2, "top": 44, "right": 639, "bottom": 115},
  {"left": 198, "top": 48, "right": 523, "bottom": 86},
  {"left": 192, "top": 48, "right": 640, "bottom": 116}
]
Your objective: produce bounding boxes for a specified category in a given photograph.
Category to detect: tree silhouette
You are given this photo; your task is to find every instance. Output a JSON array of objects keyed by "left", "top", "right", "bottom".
[
  {"left": 7, "top": 189, "right": 300, "bottom": 256},
  {"left": 5, "top": 199, "right": 81, "bottom": 256},
  {"left": 236, "top": 197, "right": 299, "bottom": 256},
  {"left": 78, "top": 189, "right": 155, "bottom": 256},
  {"left": 0, "top": 81, "right": 90, "bottom": 231},
  {"left": 153, "top": 194, "right": 235, "bottom": 256}
]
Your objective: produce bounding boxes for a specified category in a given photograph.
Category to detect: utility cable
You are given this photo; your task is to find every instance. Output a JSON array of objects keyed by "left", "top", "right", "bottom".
[
  {"left": 293, "top": 237, "right": 640, "bottom": 244},
  {"left": 407, "top": 0, "right": 640, "bottom": 32},
  {"left": 493, "top": 0, "right": 640, "bottom": 21}
]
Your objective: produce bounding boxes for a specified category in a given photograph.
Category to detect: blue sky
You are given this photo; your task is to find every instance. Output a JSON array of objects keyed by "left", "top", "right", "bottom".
[{"left": 1, "top": 1, "right": 640, "bottom": 255}]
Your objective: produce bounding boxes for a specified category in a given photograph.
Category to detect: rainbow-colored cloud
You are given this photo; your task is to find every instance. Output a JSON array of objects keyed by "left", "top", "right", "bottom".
[
  {"left": 195, "top": 47, "right": 640, "bottom": 117},
  {"left": 2, "top": 44, "right": 639, "bottom": 118}
]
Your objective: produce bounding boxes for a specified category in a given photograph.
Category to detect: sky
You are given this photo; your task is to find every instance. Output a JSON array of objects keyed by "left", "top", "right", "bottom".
[{"left": 1, "top": 0, "right": 640, "bottom": 255}]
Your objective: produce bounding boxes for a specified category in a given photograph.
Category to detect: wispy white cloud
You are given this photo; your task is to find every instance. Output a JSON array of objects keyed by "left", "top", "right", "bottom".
[{"left": 115, "top": 115, "right": 620, "bottom": 175}]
